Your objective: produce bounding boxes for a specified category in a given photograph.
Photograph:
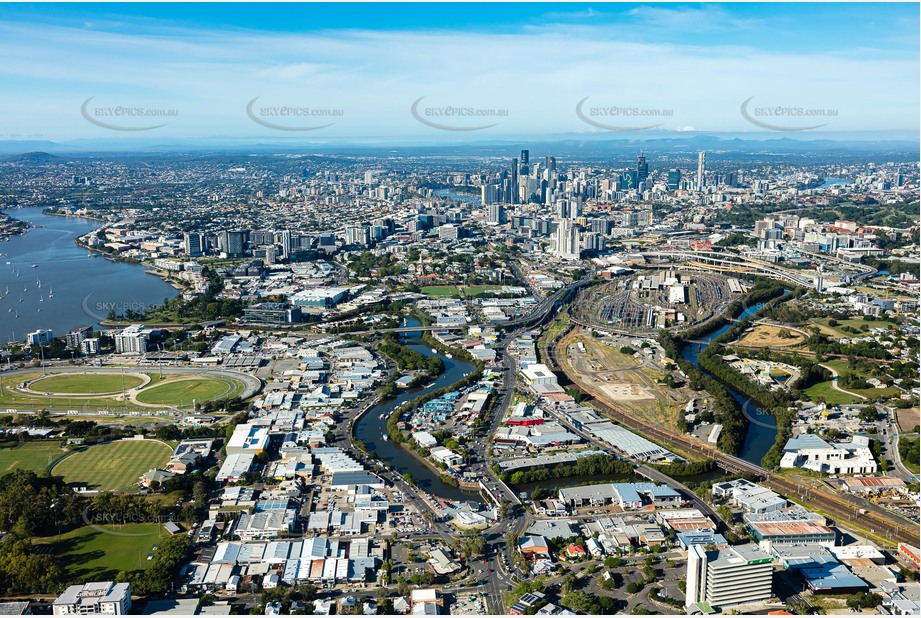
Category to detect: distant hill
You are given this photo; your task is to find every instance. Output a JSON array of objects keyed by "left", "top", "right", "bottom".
[{"left": 3, "top": 151, "right": 61, "bottom": 163}]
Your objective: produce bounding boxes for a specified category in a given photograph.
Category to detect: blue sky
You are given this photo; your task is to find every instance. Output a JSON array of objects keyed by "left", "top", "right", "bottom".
[{"left": 0, "top": 2, "right": 917, "bottom": 141}]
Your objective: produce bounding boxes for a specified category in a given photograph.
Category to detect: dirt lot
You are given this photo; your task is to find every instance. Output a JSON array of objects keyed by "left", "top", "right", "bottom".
[
  {"left": 562, "top": 329, "right": 689, "bottom": 428},
  {"left": 896, "top": 407, "right": 920, "bottom": 433},
  {"left": 736, "top": 324, "right": 806, "bottom": 348}
]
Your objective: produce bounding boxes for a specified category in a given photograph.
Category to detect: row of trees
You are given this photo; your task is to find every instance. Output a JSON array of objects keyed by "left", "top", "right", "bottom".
[{"left": 502, "top": 454, "right": 633, "bottom": 485}]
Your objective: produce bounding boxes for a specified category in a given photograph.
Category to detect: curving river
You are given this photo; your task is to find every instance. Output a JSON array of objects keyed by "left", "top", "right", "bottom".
[
  {"left": 680, "top": 303, "right": 778, "bottom": 466},
  {"left": 354, "top": 317, "right": 483, "bottom": 502}
]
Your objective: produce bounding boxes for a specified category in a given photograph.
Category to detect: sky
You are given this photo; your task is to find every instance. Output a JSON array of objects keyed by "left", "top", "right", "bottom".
[{"left": 0, "top": 2, "right": 917, "bottom": 142}]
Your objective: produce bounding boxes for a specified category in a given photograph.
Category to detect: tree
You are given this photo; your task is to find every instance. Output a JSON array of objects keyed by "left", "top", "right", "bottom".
[
  {"left": 846, "top": 592, "right": 881, "bottom": 610},
  {"left": 626, "top": 581, "right": 643, "bottom": 594}
]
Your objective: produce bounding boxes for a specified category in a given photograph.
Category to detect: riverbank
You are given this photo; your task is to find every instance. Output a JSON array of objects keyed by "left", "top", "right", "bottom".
[
  {"left": 0, "top": 208, "right": 179, "bottom": 337},
  {"left": 353, "top": 320, "right": 481, "bottom": 502},
  {"left": 42, "top": 207, "right": 107, "bottom": 223}
]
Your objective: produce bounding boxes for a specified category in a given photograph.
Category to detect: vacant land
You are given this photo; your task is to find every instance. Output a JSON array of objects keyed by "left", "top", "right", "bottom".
[
  {"left": 562, "top": 329, "right": 688, "bottom": 428},
  {"left": 736, "top": 324, "right": 805, "bottom": 348},
  {"left": 803, "top": 381, "right": 860, "bottom": 406},
  {"left": 32, "top": 523, "right": 162, "bottom": 583},
  {"left": 30, "top": 373, "right": 145, "bottom": 394},
  {"left": 896, "top": 408, "right": 920, "bottom": 434},
  {"left": 0, "top": 441, "right": 65, "bottom": 474},
  {"left": 809, "top": 317, "right": 876, "bottom": 339},
  {"left": 52, "top": 440, "right": 171, "bottom": 491}
]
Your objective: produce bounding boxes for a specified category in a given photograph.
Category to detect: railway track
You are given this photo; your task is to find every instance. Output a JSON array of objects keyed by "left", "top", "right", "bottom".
[{"left": 554, "top": 331, "right": 920, "bottom": 547}]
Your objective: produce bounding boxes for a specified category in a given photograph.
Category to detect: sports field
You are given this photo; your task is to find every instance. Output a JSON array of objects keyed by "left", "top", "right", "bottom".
[
  {"left": 30, "top": 373, "right": 145, "bottom": 394},
  {"left": 135, "top": 377, "right": 241, "bottom": 405},
  {"left": 0, "top": 370, "right": 246, "bottom": 410},
  {"left": 52, "top": 440, "right": 172, "bottom": 491},
  {"left": 33, "top": 523, "right": 162, "bottom": 582},
  {"left": 421, "top": 285, "right": 461, "bottom": 298},
  {"left": 0, "top": 441, "right": 65, "bottom": 473}
]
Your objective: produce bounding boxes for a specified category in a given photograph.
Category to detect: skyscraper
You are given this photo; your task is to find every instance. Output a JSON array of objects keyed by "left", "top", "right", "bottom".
[
  {"left": 620, "top": 170, "right": 638, "bottom": 190},
  {"left": 667, "top": 169, "right": 682, "bottom": 191},
  {"left": 520, "top": 149, "right": 529, "bottom": 175},
  {"left": 697, "top": 151, "right": 706, "bottom": 189},
  {"left": 487, "top": 203, "right": 506, "bottom": 225},
  {"left": 183, "top": 232, "right": 206, "bottom": 257},
  {"left": 636, "top": 153, "right": 649, "bottom": 188},
  {"left": 221, "top": 231, "right": 246, "bottom": 257},
  {"left": 556, "top": 219, "right": 580, "bottom": 260},
  {"left": 510, "top": 158, "right": 519, "bottom": 204}
]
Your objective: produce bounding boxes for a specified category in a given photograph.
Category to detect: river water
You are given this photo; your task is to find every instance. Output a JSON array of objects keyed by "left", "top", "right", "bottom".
[
  {"left": 0, "top": 208, "right": 178, "bottom": 340},
  {"left": 354, "top": 317, "right": 482, "bottom": 502},
  {"left": 679, "top": 303, "right": 778, "bottom": 466}
]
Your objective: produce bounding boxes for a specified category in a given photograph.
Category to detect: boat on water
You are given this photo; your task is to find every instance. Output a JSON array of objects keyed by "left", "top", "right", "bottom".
[
  {"left": 30, "top": 264, "right": 37, "bottom": 268},
  {"left": 382, "top": 434, "right": 389, "bottom": 442},
  {"left": 379, "top": 413, "right": 385, "bottom": 419},
  {"left": 445, "top": 353, "right": 453, "bottom": 359}
]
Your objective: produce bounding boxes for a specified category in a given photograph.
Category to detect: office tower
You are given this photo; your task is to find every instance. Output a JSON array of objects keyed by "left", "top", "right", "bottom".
[
  {"left": 667, "top": 169, "right": 682, "bottom": 191},
  {"left": 221, "top": 231, "right": 246, "bottom": 257},
  {"left": 545, "top": 156, "right": 556, "bottom": 173},
  {"left": 510, "top": 158, "right": 519, "bottom": 204},
  {"left": 686, "top": 545, "right": 772, "bottom": 610},
  {"left": 636, "top": 153, "right": 649, "bottom": 188},
  {"left": 183, "top": 232, "right": 205, "bottom": 257},
  {"left": 556, "top": 219, "right": 580, "bottom": 260},
  {"left": 250, "top": 230, "right": 273, "bottom": 245},
  {"left": 815, "top": 265, "right": 824, "bottom": 292},
  {"left": 621, "top": 170, "right": 638, "bottom": 190},
  {"left": 520, "top": 149, "right": 530, "bottom": 175},
  {"left": 697, "top": 151, "right": 706, "bottom": 189},
  {"left": 487, "top": 203, "right": 506, "bottom": 225},
  {"left": 481, "top": 184, "right": 500, "bottom": 205}
]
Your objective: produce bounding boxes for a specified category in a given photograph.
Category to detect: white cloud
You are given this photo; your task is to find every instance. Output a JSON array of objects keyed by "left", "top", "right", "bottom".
[{"left": 0, "top": 19, "right": 916, "bottom": 139}]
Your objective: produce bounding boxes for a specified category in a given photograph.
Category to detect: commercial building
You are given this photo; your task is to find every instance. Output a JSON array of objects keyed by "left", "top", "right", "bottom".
[
  {"left": 242, "top": 302, "right": 302, "bottom": 324},
  {"left": 557, "top": 482, "right": 682, "bottom": 510},
  {"left": 686, "top": 544, "right": 773, "bottom": 611},
  {"left": 53, "top": 581, "right": 131, "bottom": 615},
  {"left": 291, "top": 287, "right": 349, "bottom": 310},
  {"left": 780, "top": 435, "right": 877, "bottom": 475},
  {"left": 712, "top": 479, "right": 787, "bottom": 514},
  {"left": 226, "top": 424, "right": 270, "bottom": 456},
  {"left": 520, "top": 364, "right": 559, "bottom": 389},
  {"left": 216, "top": 453, "right": 255, "bottom": 482},
  {"left": 744, "top": 506, "right": 834, "bottom": 546}
]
